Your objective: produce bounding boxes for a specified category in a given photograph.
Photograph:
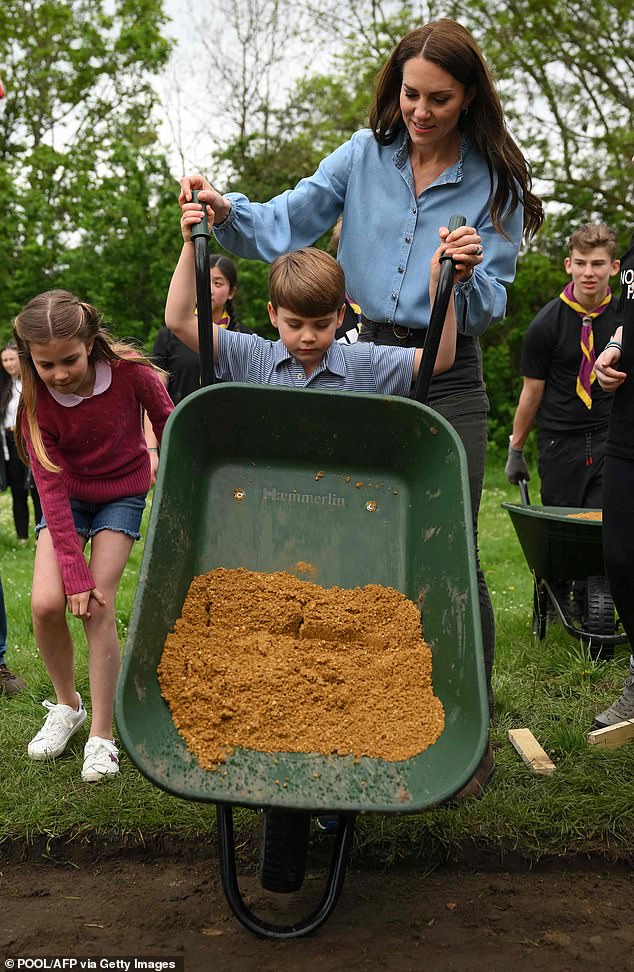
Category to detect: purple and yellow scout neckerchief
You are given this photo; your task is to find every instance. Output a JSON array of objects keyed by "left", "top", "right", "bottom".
[
  {"left": 195, "top": 308, "right": 230, "bottom": 327},
  {"left": 559, "top": 282, "right": 612, "bottom": 409}
]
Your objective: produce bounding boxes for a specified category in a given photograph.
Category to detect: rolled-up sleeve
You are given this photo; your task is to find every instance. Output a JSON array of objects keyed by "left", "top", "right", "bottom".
[{"left": 214, "top": 139, "right": 355, "bottom": 262}]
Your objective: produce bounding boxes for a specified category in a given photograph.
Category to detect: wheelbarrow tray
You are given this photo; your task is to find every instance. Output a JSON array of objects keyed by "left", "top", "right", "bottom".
[
  {"left": 502, "top": 502, "right": 605, "bottom": 580},
  {"left": 116, "top": 383, "right": 488, "bottom": 814}
]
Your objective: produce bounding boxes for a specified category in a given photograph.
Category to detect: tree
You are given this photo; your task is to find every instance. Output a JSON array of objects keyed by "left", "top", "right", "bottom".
[
  {"left": 202, "top": 0, "right": 631, "bottom": 444},
  {"left": 465, "top": 0, "right": 632, "bottom": 240},
  {"left": 0, "top": 0, "right": 176, "bottom": 344}
]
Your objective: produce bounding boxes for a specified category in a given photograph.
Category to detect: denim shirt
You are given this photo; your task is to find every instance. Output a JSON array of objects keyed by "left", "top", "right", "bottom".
[{"left": 215, "top": 129, "right": 523, "bottom": 337}]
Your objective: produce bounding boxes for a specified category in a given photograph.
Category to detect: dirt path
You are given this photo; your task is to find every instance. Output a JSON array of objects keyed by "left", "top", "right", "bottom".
[{"left": 3, "top": 845, "right": 633, "bottom": 971}]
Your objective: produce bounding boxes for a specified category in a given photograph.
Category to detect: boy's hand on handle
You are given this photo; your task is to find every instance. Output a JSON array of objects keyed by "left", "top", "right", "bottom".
[
  {"left": 67, "top": 587, "right": 106, "bottom": 619},
  {"left": 438, "top": 225, "right": 483, "bottom": 282},
  {"left": 179, "top": 174, "right": 232, "bottom": 226},
  {"left": 594, "top": 345, "right": 627, "bottom": 392},
  {"left": 180, "top": 203, "right": 214, "bottom": 243},
  {"left": 505, "top": 443, "right": 530, "bottom": 484}
]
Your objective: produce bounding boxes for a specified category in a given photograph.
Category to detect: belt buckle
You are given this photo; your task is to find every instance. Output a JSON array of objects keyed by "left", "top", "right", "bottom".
[{"left": 392, "top": 323, "right": 410, "bottom": 341}]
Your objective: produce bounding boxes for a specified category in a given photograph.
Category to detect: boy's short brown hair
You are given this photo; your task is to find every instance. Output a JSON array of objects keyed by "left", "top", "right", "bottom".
[
  {"left": 269, "top": 247, "right": 346, "bottom": 316},
  {"left": 568, "top": 224, "right": 617, "bottom": 260}
]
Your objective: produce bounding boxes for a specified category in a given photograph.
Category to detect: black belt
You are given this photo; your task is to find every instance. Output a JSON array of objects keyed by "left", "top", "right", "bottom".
[{"left": 360, "top": 316, "right": 427, "bottom": 344}]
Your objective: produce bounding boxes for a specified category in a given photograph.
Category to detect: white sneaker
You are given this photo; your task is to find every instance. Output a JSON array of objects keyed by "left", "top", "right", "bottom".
[
  {"left": 81, "top": 736, "right": 120, "bottom": 782},
  {"left": 28, "top": 696, "right": 87, "bottom": 760}
]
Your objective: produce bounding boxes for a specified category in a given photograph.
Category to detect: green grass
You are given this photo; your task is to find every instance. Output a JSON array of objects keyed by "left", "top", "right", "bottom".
[{"left": 1, "top": 470, "right": 634, "bottom": 860}]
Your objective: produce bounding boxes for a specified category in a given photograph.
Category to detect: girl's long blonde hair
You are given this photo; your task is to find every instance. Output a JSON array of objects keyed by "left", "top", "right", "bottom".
[{"left": 14, "top": 290, "right": 165, "bottom": 473}]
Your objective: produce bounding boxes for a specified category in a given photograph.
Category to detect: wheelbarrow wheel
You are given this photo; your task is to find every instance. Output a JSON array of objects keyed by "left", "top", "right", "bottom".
[
  {"left": 259, "top": 810, "right": 311, "bottom": 893},
  {"left": 584, "top": 575, "right": 616, "bottom": 660},
  {"left": 532, "top": 579, "right": 548, "bottom": 639}
]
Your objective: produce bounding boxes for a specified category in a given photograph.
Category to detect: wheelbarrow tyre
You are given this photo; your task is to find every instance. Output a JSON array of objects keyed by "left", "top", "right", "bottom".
[
  {"left": 259, "top": 810, "right": 311, "bottom": 894},
  {"left": 584, "top": 575, "right": 616, "bottom": 660}
]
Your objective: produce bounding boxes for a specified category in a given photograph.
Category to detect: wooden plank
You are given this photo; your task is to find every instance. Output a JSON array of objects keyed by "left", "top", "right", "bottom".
[
  {"left": 508, "top": 728, "right": 556, "bottom": 775},
  {"left": 587, "top": 720, "right": 634, "bottom": 750}
]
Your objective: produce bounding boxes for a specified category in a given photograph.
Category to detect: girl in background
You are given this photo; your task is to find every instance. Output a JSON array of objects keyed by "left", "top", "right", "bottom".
[
  {"left": 145, "top": 253, "right": 250, "bottom": 477},
  {"left": 14, "top": 291, "right": 173, "bottom": 782},
  {"left": 1, "top": 341, "right": 42, "bottom": 542}
]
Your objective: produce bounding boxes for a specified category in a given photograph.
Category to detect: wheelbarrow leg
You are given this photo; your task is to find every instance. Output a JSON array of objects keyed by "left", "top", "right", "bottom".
[
  {"left": 532, "top": 575, "right": 548, "bottom": 640},
  {"left": 216, "top": 804, "right": 357, "bottom": 939}
]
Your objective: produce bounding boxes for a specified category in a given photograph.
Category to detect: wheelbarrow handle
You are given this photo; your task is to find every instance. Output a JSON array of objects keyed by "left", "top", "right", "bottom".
[
  {"left": 411, "top": 213, "right": 467, "bottom": 404},
  {"left": 191, "top": 189, "right": 215, "bottom": 387},
  {"left": 518, "top": 478, "right": 531, "bottom": 506}
]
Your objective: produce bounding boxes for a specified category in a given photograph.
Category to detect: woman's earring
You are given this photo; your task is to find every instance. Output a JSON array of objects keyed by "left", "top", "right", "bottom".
[{"left": 462, "top": 105, "right": 470, "bottom": 117}]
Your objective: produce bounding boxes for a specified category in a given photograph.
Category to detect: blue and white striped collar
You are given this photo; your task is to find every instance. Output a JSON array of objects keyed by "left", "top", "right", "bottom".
[{"left": 271, "top": 338, "right": 348, "bottom": 379}]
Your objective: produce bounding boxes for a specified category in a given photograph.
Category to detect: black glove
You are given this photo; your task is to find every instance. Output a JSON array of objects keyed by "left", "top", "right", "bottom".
[{"left": 505, "top": 443, "right": 530, "bottom": 484}]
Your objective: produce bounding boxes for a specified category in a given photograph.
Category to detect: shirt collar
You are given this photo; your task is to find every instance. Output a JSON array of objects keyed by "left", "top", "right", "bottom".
[
  {"left": 47, "top": 360, "right": 112, "bottom": 407},
  {"left": 393, "top": 129, "right": 468, "bottom": 185},
  {"left": 271, "top": 339, "right": 347, "bottom": 378}
]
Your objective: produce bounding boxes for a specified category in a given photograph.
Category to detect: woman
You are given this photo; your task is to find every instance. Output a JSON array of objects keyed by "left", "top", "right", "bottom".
[
  {"left": 1, "top": 341, "right": 42, "bottom": 543},
  {"left": 179, "top": 19, "right": 544, "bottom": 794}
]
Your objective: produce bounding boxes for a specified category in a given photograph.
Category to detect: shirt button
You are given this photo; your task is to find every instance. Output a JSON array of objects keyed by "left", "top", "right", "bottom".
[
  {"left": 391, "top": 293, "right": 397, "bottom": 299},
  {"left": 411, "top": 207, "right": 416, "bottom": 215},
  {"left": 398, "top": 266, "right": 404, "bottom": 273},
  {"left": 298, "top": 372, "right": 305, "bottom": 379},
  {"left": 405, "top": 236, "right": 412, "bottom": 243}
]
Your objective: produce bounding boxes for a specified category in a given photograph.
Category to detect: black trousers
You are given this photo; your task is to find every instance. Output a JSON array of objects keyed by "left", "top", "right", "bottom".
[
  {"left": 358, "top": 323, "right": 495, "bottom": 713},
  {"left": 4, "top": 430, "right": 42, "bottom": 539},
  {"left": 602, "top": 455, "right": 634, "bottom": 655},
  {"left": 538, "top": 426, "right": 607, "bottom": 508}
]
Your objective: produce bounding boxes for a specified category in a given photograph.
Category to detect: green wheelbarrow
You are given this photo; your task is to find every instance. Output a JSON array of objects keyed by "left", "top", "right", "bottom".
[
  {"left": 115, "top": 383, "right": 488, "bottom": 937},
  {"left": 503, "top": 480, "right": 628, "bottom": 658},
  {"left": 115, "top": 212, "right": 488, "bottom": 939}
]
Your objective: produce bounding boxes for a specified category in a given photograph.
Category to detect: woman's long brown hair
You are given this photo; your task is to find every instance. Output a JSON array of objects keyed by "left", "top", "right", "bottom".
[{"left": 369, "top": 19, "right": 544, "bottom": 241}]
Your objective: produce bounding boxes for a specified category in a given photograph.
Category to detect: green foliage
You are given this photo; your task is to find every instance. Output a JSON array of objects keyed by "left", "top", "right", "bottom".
[
  {"left": 0, "top": 0, "right": 175, "bottom": 344},
  {"left": 482, "top": 241, "right": 566, "bottom": 450},
  {"left": 464, "top": 0, "right": 633, "bottom": 240},
  {"left": 210, "top": 0, "right": 632, "bottom": 449}
]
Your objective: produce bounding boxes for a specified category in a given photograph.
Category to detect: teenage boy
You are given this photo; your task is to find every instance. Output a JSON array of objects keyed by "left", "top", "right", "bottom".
[
  {"left": 505, "top": 223, "right": 621, "bottom": 507},
  {"left": 166, "top": 209, "right": 466, "bottom": 388}
]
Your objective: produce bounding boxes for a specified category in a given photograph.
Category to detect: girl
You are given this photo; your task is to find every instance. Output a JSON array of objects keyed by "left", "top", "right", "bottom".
[
  {"left": 151, "top": 253, "right": 249, "bottom": 407},
  {"left": 144, "top": 253, "right": 250, "bottom": 474},
  {"left": 1, "top": 340, "right": 42, "bottom": 542},
  {"left": 208, "top": 253, "right": 250, "bottom": 333},
  {"left": 14, "top": 291, "right": 173, "bottom": 782}
]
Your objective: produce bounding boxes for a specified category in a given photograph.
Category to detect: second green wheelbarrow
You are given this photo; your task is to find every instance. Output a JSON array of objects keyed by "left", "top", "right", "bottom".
[{"left": 503, "top": 480, "right": 628, "bottom": 657}]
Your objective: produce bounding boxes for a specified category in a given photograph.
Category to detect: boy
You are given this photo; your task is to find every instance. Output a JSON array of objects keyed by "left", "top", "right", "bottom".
[
  {"left": 166, "top": 224, "right": 460, "bottom": 390},
  {"left": 505, "top": 223, "right": 621, "bottom": 507}
]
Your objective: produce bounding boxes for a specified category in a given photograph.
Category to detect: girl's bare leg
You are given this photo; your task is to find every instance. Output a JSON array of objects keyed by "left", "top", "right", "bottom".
[
  {"left": 31, "top": 528, "right": 83, "bottom": 709},
  {"left": 82, "top": 530, "right": 135, "bottom": 739}
]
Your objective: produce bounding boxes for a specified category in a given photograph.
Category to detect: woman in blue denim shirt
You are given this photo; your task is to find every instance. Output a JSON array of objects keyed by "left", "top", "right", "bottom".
[{"left": 180, "top": 19, "right": 544, "bottom": 795}]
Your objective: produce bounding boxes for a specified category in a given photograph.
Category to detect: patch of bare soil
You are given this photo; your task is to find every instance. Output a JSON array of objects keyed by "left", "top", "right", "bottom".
[{"left": 2, "top": 840, "right": 633, "bottom": 972}]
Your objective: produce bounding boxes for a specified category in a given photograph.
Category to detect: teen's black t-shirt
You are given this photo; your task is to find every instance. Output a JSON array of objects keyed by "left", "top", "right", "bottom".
[
  {"left": 607, "top": 234, "right": 634, "bottom": 460},
  {"left": 520, "top": 296, "right": 618, "bottom": 432}
]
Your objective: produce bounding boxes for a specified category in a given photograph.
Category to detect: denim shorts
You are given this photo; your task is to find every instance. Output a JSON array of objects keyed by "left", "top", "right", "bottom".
[{"left": 36, "top": 494, "right": 147, "bottom": 542}]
